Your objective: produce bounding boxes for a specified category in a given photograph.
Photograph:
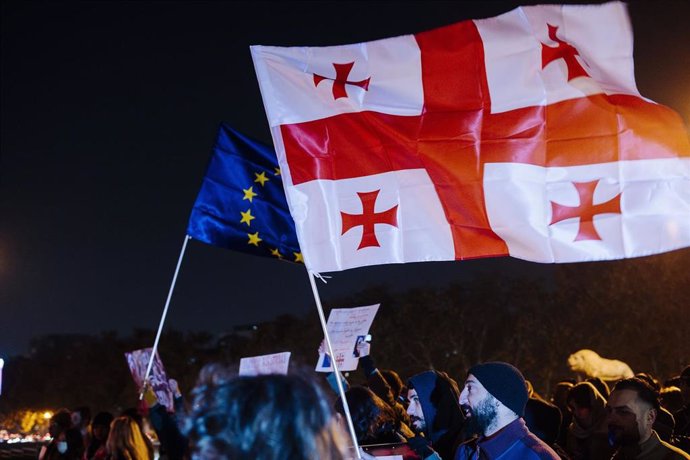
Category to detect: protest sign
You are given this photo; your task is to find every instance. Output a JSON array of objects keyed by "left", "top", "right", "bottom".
[
  {"left": 316, "top": 304, "right": 380, "bottom": 372},
  {"left": 239, "top": 351, "right": 291, "bottom": 376},
  {"left": 125, "top": 348, "right": 173, "bottom": 411}
]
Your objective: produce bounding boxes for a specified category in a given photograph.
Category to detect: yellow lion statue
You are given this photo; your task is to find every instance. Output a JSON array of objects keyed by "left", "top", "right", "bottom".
[{"left": 567, "top": 349, "right": 634, "bottom": 381}]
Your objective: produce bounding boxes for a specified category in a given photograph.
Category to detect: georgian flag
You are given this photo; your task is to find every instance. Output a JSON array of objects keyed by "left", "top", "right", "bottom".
[{"left": 251, "top": 2, "right": 690, "bottom": 273}]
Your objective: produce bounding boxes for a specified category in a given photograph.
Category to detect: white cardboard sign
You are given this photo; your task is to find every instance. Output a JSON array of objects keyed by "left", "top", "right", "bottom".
[
  {"left": 239, "top": 351, "right": 291, "bottom": 376},
  {"left": 316, "top": 304, "right": 380, "bottom": 372}
]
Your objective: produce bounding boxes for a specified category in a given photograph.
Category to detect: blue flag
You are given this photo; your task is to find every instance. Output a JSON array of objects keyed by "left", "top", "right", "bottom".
[{"left": 187, "top": 124, "right": 302, "bottom": 263}]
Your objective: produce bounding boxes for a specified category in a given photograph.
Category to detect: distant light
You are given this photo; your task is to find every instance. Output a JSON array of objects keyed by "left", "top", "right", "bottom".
[
  {"left": 43, "top": 411, "right": 52, "bottom": 420},
  {"left": 0, "top": 358, "right": 4, "bottom": 368}
]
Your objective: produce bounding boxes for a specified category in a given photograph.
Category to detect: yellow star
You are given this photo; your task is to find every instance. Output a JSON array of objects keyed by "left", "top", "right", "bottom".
[
  {"left": 294, "top": 252, "right": 304, "bottom": 263},
  {"left": 242, "top": 186, "right": 257, "bottom": 203},
  {"left": 270, "top": 248, "right": 283, "bottom": 259},
  {"left": 240, "top": 209, "right": 255, "bottom": 226},
  {"left": 274, "top": 167, "right": 281, "bottom": 176},
  {"left": 247, "top": 232, "right": 262, "bottom": 246},
  {"left": 254, "top": 171, "right": 270, "bottom": 186}
]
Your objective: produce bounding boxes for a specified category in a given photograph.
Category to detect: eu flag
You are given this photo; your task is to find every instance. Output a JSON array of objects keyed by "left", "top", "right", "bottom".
[{"left": 187, "top": 124, "right": 302, "bottom": 262}]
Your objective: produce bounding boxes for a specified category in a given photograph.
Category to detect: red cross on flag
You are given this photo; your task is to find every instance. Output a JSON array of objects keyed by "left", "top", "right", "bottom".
[{"left": 251, "top": 2, "right": 690, "bottom": 272}]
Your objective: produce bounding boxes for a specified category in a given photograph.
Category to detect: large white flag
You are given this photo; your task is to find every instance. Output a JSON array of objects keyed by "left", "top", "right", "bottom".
[{"left": 252, "top": 2, "right": 690, "bottom": 272}]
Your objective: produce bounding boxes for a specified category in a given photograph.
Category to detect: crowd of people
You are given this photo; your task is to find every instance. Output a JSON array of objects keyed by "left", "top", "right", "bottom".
[{"left": 36, "top": 344, "right": 690, "bottom": 460}]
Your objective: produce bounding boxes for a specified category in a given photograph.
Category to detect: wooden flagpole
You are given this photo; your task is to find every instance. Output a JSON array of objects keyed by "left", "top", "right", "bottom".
[
  {"left": 307, "top": 270, "right": 362, "bottom": 459},
  {"left": 140, "top": 234, "right": 190, "bottom": 399}
]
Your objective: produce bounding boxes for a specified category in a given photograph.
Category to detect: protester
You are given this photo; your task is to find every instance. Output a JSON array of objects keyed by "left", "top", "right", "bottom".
[
  {"left": 455, "top": 361, "right": 559, "bottom": 459},
  {"left": 552, "top": 381, "right": 575, "bottom": 448},
  {"left": 355, "top": 339, "right": 411, "bottom": 427},
  {"left": 635, "top": 372, "right": 676, "bottom": 442},
  {"left": 524, "top": 381, "right": 568, "bottom": 458},
  {"left": 71, "top": 407, "right": 91, "bottom": 447},
  {"left": 38, "top": 409, "right": 84, "bottom": 460},
  {"left": 84, "top": 411, "right": 113, "bottom": 460},
  {"left": 185, "top": 371, "right": 349, "bottom": 459},
  {"left": 565, "top": 381, "right": 614, "bottom": 460},
  {"left": 607, "top": 377, "right": 690, "bottom": 459},
  {"left": 144, "top": 378, "right": 189, "bottom": 460},
  {"left": 406, "top": 370, "right": 465, "bottom": 460},
  {"left": 334, "top": 385, "right": 410, "bottom": 445},
  {"left": 117, "top": 408, "right": 155, "bottom": 458},
  {"left": 106, "top": 416, "right": 153, "bottom": 460}
]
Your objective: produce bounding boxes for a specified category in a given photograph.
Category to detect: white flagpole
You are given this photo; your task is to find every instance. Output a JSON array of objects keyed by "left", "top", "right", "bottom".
[
  {"left": 140, "top": 234, "right": 191, "bottom": 399},
  {"left": 307, "top": 270, "right": 362, "bottom": 460}
]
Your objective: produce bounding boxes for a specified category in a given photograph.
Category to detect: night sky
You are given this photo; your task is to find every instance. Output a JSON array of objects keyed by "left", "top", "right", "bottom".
[{"left": 1, "top": 1, "right": 689, "bottom": 357}]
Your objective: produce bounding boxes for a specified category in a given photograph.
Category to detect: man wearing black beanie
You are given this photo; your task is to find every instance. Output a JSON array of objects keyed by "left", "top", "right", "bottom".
[{"left": 455, "top": 362, "right": 560, "bottom": 459}]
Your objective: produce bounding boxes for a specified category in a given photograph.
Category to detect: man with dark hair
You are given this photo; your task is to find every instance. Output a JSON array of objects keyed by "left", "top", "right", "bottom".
[
  {"left": 634, "top": 373, "right": 676, "bottom": 442},
  {"left": 406, "top": 370, "right": 465, "bottom": 460},
  {"left": 607, "top": 377, "right": 690, "bottom": 459},
  {"left": 455, "top": 362, "right": 559, "bottom": 459}
]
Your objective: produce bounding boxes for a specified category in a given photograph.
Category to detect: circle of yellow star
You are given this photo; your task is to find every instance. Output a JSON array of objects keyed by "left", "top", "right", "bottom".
[
  {"left": 247, "top": 232, "right": 262, "bottom": 246},
  {"left": 270, "top": 248, "right": 283, "bottom": 259},
  {"left": 242, "top": 186, "right": 257, "bottom": 202},
  {"left": 274, "top": 167, "right": 281, "bottom": 176},
  {"left": 293, "top": 252, "right": 304, "bottom": 263},
  {"left": 254, "top": 171, "right": 270, "bottom": 186},
  {"left": 240, "top": 209, "right": 255, "bottom": 226}
]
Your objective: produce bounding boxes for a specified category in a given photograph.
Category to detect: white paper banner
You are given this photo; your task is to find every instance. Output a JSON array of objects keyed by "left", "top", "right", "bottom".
[{"left": 239, "top": 351, "right": 291, "bottom": 376}]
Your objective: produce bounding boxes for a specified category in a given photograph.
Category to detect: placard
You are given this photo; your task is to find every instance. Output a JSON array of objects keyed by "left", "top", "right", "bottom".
[
  {"left": 316, "top": 304, "right": 380, "bottom": 372},
  {"left": 239, "top": 351, "right": 291, "bottom": 376}
]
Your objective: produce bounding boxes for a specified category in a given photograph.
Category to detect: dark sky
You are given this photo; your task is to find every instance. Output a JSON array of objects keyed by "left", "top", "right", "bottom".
[{"left": 1, "top": 1, "right": 689, "bottom": 357}]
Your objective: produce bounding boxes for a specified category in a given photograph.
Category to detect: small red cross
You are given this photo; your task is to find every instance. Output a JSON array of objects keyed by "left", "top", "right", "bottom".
[
  {"left": 341, "top": 190, "right": 398, "bottom": 249},
  {"left": 541, "top": 24, "right": 590, "bottom": 81},
  {"left": 550, "top": 180, "right": 621, "bottom": 241},
  {"left": 313, "top": 62, "right": 371, "bottom": 100}
]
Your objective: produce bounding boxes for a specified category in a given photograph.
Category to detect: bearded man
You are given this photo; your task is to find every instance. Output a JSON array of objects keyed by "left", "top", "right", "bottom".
[
  {"left": 405, "top": 370, "right": 465, "bottom": 460},
  {"left": 455, "top": 362, "right": 559, "bottom": 460},
  {"left": 607, "top": 377, "right": 690, "bottom": 460}
]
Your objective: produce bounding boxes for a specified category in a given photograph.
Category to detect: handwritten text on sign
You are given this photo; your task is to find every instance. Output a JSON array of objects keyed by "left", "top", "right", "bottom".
[
  {"left": 239, "top": 351, "right": 291, "bottom": 376},
  {"left": 316, "top": 304, "right": 380, "bottom": 372}
]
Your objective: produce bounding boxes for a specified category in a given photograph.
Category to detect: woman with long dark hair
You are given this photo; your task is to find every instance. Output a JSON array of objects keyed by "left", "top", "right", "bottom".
[{"left": 185, "top": 370, "right": 349, "bottom": 460}]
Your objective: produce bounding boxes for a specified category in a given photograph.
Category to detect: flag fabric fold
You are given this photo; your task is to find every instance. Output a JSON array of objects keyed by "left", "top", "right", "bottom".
[
  {"left": 187, "top": 124, "right": 302, "bottom": 263},
  {"left": 251, "top": 2, "right": 690, "bottom": 272}
]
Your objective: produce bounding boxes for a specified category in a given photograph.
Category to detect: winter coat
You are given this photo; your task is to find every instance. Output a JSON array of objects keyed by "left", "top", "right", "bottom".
[
  {"left": 408, "top": 370, "right": 465, "bottom": 460},
  {"left": 454, "top": 418, "right": 560, "bottom": 460}
]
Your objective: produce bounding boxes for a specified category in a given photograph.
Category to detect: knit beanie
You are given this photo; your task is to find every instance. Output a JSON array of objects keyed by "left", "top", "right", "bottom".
[{"left": 468, "top": 362, "right": 528, "bottom": 417}]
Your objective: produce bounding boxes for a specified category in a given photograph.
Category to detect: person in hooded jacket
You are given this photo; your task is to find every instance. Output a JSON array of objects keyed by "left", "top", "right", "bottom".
[
  {"left": 565, "top": 381, "right": 614, "bottom": 460},
  {"left": 406, "top": 370, "right": 465, "bottom": 460}
]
